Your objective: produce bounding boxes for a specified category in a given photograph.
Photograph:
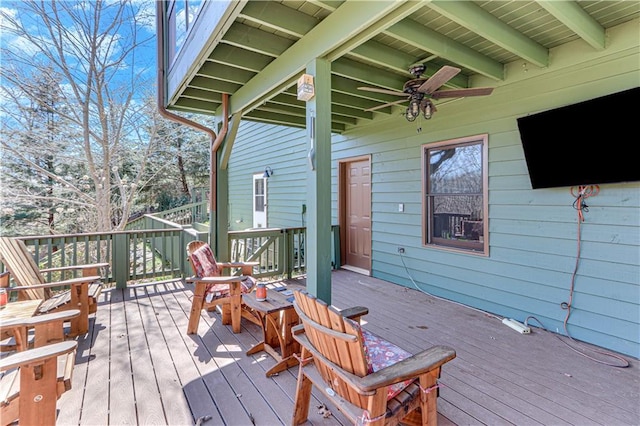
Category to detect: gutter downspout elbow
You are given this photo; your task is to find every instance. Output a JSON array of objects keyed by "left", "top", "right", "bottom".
[
  {"left": 209, "top": 93, "right": 229, "bottom": 212},
  {"left": 156, "top": 1, "right": 229, "bottom": 215},
  {"left": 212, "top": 93, "right": 229, "bottom": 155}
]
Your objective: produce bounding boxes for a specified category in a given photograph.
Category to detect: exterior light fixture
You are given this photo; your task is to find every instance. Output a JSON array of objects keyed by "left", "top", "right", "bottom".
[
  {"left": 297, "top": 74, "right": 315, "bottom": 101},
  {"left": 263, "top": 166, "right": 274, "bottom": 178}
]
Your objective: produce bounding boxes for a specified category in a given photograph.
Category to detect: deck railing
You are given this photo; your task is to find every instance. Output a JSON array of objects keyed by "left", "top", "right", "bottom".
[
  {"left": 16, "top": 219, "right": 186, "bottom": 289},
  {"left": 5, "top": 212, "right": 339, "bottom": 289},
  {"left": 126, "top": 190, "right": 209, "bottom": 229},
  {"left": 229, "top": 227, "right": 307, "bottom": 279}
]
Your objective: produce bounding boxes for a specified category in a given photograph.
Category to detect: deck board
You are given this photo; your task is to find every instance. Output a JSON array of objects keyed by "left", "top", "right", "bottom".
[
  {"left": 77, "top": 288, "right": 114, "bottom": 425},
  {"left": 164, "top": 282, "right": 228, "bottom": 425},
  {"left": 108, "top": 285, "right": 138, "bottom": 425},
  {"left": 329, "top": 271, "right": 639, "bottom": 425},
  {"left": 51, "top": 270, "right": 639, "bottom": 426}
]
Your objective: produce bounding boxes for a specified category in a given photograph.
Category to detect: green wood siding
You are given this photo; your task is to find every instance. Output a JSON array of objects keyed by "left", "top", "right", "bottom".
[
  {"left": 227, "top": 21, "right": 639, "bottom": 358},
  {"left": 228, "top": 122, "right": 309, "bottom": 230}
]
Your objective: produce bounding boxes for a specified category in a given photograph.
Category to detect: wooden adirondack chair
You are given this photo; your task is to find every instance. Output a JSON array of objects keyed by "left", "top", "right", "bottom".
[
  {"left": 186, "top": 241, "right": 261, "bottom": 334},
  {"left": 291, "top": 290, "right": 457, "bottom": 426},
  {"left": 0, "top": 340, "right": 78, "bottom": 426},
  {"left": 0, "top": 237, "right": 108, "bottom": 337}
]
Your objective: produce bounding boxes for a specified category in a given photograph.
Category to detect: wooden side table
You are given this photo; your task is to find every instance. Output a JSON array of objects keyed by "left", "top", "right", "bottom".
[
  {"left": 244, "top": 284, "right": 304, "bottom": 377},
  {"left": 0, "top": 299, "right": 43, "bottom": 322},
  {"left": 0, "top": 299, "right": 44, "bottom": 351}
]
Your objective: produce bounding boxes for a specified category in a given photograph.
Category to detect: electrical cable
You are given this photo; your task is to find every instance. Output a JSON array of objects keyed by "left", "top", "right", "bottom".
[
  {"left": 555, "top": 185, "right": 628, "bottom": 368},
  {"left": 398, "top": 252, "right": 502, "bottom": 320},
  {"left": 570, "top": 185, "right": 599, "bottom": 222},
  {"left": 525, "top": 315, "right": 628, "bottom": 368}
]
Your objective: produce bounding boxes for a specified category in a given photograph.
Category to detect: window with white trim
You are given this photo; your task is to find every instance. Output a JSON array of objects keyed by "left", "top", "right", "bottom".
[{"left": 423, "top": 134, "right": 488, "bottom": 254}]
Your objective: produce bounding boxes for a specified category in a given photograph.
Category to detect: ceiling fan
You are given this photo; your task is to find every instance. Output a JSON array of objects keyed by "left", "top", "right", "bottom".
[{"left": 358, "top": 64, "right": 494, "bottom": 122}]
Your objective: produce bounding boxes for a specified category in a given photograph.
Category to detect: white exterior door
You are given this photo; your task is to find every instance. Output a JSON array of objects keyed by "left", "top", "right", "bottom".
[{"left": 253, "top": 174, "right": 267, "bottom": 228}]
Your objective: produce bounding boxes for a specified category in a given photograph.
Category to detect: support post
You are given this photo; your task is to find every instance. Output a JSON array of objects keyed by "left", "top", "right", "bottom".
[{"left": 305, "top": 58, "right": 332, "bottom": 305}]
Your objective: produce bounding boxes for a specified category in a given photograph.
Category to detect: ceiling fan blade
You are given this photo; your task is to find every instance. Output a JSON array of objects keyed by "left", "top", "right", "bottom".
[
  {"left": 431, "top": 87, "right": 494, "bottom": 99},
  {"left": 365, "top": 98, "right": 409, "bottom": 112},
  {"left": 417, "top": 65, "right": 461, "bottom": 95},
  {"left": 358, "top": 86, "right": 407, "bottom": 96}
]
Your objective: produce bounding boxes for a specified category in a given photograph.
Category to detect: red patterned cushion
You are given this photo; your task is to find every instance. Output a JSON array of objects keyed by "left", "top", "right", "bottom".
[
  {"left": 240, "top": 277, "right": 256, "bottom": 293},
  {"left": 190, "top": 244, "right": 220, "bottom": 277},
  {"left": 349, "top": 320, "right": 414, "bottom": 400}
]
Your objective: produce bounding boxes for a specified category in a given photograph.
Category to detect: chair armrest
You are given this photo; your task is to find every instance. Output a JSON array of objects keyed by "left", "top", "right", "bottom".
[
  {"left": 217, "top": 261, "right": 259, "bottom": 268},
  {"left": 0, "top": 340, "right": 77, "bottom": 371},
  {"left": 294, "top": 331, "right": 455, "bottom": 394},
  {"left": 357, "top": 345, "right": 456, "bottom": 392},
  {"left": 0, "top": 309, "right": 80, "bottom": 328},
  {"left": 216, "top": 262, "right": 258, "bottom": 276},
  {"left": 339, "top": 306, "right": 368, "bottom": 322},
  {"left": 186, "top": 275, "right": 246, "bottom": 284},
  {"left": 5, "top": 275, "right": 102, "bottom": 291},
  {"left": 0, "top": 271, "right": 9, "bottom": 288},
  {"left": 40, "top": 262, "right": 109, "bottom": 275}
]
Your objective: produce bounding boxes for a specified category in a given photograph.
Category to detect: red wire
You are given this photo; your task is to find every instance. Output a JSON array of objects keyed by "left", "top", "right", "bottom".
[
  {"left": 562, "top": 186, "right": 628, "bottom": 367},
  {"left": 571, "top": 185, "right": 599, "bottom": 222}
]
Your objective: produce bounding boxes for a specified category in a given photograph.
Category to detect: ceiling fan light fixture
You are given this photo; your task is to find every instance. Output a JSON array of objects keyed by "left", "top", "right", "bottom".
[
  {"left": 421, "top": 99, "right": 433, "bottom": 119},
  {"left": 406, "top": 98, "right": 420, "bottom": 122}
]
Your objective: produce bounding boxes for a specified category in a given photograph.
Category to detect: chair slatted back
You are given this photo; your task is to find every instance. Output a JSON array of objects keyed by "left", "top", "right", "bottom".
[
  {"left": 0, "top": 237, "right": 48, "bottom": 301},
  {"left": 293, "top": 290, "right": 370, "bottom": 408}
]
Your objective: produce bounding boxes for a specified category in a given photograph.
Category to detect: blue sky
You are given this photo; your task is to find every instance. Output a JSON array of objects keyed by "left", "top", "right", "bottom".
[{"left": 0, "top": 0, "right": 158, "bottom": 117}]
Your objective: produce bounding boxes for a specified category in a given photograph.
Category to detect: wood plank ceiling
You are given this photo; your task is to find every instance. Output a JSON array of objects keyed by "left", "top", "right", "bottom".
[{"left": 166, "top": 0, "right": 640, "bottom": 134}]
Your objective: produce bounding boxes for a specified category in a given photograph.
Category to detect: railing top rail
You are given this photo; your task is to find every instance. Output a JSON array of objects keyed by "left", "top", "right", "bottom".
[
  {"left": 15, "top": 231, "right": 118, "bottom": 240},
  {"left": 229, "top": 230, "right": 283, "bottom": 239},
  {"left": 151, "top": 201, "right": 207, "bottom": 217},
  {"left": 141, "top": 214, "right": 185, "bottom": 228},
  {"left": 16, "top": 227, "right": 184, "bottom": 242}
]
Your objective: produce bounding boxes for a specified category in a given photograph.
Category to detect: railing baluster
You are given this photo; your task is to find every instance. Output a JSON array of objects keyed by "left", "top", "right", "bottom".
[
  {"left": 140, "top": 231, "right": 146, "bottom": 278},
  {"left": 161, "top": 231, "right": 167, "bottom": 275}
]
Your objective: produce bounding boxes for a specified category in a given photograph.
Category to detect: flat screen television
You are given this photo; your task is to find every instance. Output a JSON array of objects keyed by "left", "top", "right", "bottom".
[{"left": 516, "top": 87, "right": 640, "bottom": 189}]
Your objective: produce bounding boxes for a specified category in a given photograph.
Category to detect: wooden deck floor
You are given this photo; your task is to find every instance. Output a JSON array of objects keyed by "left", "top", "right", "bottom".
[{"left": 54, "top": 269, "right": 639, "bottom": 425}]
